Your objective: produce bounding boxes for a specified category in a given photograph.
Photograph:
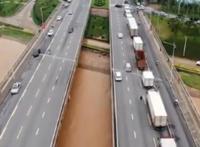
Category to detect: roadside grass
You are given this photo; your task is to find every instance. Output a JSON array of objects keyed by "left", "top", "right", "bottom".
[
  {"left": 32, "top": 0, "right": 59, "bottom": 25},
  {"left": 0, "top": 0, "right": 28, "bottom": 16},
  {"left": 92, "top": 0, "right": 109, "bottom": 9},
  {"left": 0, "top": 26, "right": 34, "bottom": 43},
  {"left": 85, "top": 15, "right": 109, "bottom": 42},
  {"left": 179, "top": 71, "right": 200, "bottom": 90},
  {"left": 176, "top": 64, "right": 200, "bottom": 75},
  {"left": 149, "top": 15, "right": 200, "bottom": 60}
]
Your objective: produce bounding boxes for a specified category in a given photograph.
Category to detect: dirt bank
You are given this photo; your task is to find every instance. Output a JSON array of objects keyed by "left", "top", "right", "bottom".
[
  {"left": 56, "top": 50, "right": 112, "bottom": 147},
  {"left": 0, "top": 37, "right": 26, "bottom": 84}
]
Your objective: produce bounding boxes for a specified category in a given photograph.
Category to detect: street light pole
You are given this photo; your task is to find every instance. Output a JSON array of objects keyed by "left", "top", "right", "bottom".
[
  {"left": 40, "top": 7, "right": 44, "bottom": 27},
  {"left": 178, "top": 0, "right": 182, "bottom": 14},
  {"left": 183, "top": 36, "right": 187, "bottom": 56}
]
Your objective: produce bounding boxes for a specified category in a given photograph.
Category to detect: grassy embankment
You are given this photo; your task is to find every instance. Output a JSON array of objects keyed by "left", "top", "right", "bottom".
[
  {"left": 85, "top": 15, "right": 109, "bottom": 42},
  {"left": 179, "top": 72, "right": 200, "bottom": 90},
  {"left": 150, "top": 15, "right": 200, "bottom": 60},
  {"left": 0, "top": 0, "right": 28, "bottom": 16},
  {"left": 32, "top": 0, "right": 59, "bottom": 25},
  {"left": 149, "top": 15, "right": 200, "bottom": 90},
  {"left": 176, "top": 64, "right": 200, "bottom": 90},
  {"left": 91, "top": 0, "right": 109, "bottom": 9},
  {"left": 0, "top": 23, "right": 34, "bottom": 43}
]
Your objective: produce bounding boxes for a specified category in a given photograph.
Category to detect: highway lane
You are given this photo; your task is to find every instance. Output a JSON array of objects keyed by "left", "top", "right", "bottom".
[
  {"left": 110, "top": 1, "right": 157, "bottom": 147},
  {"left": 0, "top": 0, "right": 91, "bottom": 146},
  {"left": 133, "top": 10, "right": 193, "bottom": 147},
  {"left": 0, "top": 2, "right": 66, "bottom": 133}
]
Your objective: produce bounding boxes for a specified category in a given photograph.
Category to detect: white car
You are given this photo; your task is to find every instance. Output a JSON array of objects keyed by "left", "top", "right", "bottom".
[
  {"left": 11, "top": 82, "right": 21, "bottom": 95},
  {"left": 63, "top": 3, "right": 69, "bottom": 8},
  {"left": 115, "top": 71, "right": 122, "bottom": 81},
  {"left": 56, "top": 15, "right": 62, "bottom": 21},
  {"left": 196, "top": 61, "right": 200, "bottom": 66},
  {"left": 68, "top": 11, "right": 73, "bottom": 15},
  {"left": 125, "top": 62, "right": 132, "bottom": 72},
  {"left": 47, "top": 29, "right": 54, "bottom": 36},
  {"left": 117, "top": 33, "right": 123, "bottom": 39}
]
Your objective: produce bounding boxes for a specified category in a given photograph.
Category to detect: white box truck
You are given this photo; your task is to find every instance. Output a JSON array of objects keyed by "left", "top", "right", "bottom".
[
  {"left": 125, "top": 13, "right": 133, "bottom": 18},
  {"left": 124, "top": 4, "right": 131, "bottom": 10},
  {"left": 147, "top": 90, "right": 168, "bottom": 127},
  {"left": 160, "top": 138, "right": 177, "bottom": 147},
  {"left": 124, "top": 9, "right": 131, "bottom": 16},
  {"left": 127, "top": 17, "right": 138, "bottom": 37},
  {"left": 142, "top": 70, "right": 154, "bottom": 88},
  {"left": 133, "top": 36, "right": 143, "bottom": 51}
]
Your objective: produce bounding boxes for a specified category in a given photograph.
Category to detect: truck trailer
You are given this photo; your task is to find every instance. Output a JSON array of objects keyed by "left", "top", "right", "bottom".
[
  {"left": 124, "top": 4, "right": 131, "bottom": 10},
  {"left": 160, "top": 138, "right": 177, "bottom": 147},
  {"left": 147, "top": 90, "right": 168, "bottom": 127},
  {"left": 124, "top": 9, "right": 131, "bottom": 16},
  {"left": 142, "top": 70, "right": 154, "bottom": 88},
  {"left": 127, "top": 17, "right": 138, "bottom": 37},
  {"left": 133, "top": 37, "right": 146, "bottom": 70},
  {"left": 125, "top": 12, "right": 133, "bottom": 18}
]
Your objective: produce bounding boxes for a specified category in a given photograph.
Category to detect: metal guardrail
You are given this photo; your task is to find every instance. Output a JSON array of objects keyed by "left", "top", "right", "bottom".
[
  {"left": 109, "top": 3, "right": 117, "bottom": 147},
  {"left": 141, "top": 12, "right": 200, "bottom": 147}
]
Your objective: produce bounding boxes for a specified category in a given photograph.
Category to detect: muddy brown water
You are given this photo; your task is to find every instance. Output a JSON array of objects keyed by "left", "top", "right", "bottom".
[{"left": 56, "top": 49, "right": 112, "bottom": 147}]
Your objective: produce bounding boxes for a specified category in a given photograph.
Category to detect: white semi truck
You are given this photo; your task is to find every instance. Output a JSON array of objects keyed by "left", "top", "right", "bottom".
[
  {"left": 147, "top": 90, "right": 168, "bottom": 127},
  {"left": 127, "top": 17, "right": 138, "bottom": 37},
  {"left": 133, "top": 36, "right": 143, "bottom": 51},
  {"left": 160, "top": 138, "right": 177, "bottom": 147},
  {"left": 142, "top": 70, "right": 154, "bottom": 88}
]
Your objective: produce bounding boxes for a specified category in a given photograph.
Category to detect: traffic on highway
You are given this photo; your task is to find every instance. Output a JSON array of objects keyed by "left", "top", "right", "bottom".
[
  {"left": 110, "top": 0, "right": 195, "bottom": 147},
  {"left": 0, "top": 0, "right": 198, "bottom": 146},
  {"left": 0, "top": 0, "right": 91, "bottom": 146}
]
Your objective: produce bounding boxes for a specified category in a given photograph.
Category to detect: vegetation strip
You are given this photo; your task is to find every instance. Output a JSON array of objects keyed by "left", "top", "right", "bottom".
[
  {"left": 0, "top": 0, "right": 28, "bottom": 16},
  {"left": 179, "top": 71, "right": 200, "bottom": 90},
  {"left": 0, "top": 25, "right": 34, "bottom": 43},
  {"left": 32, "top": 0, "right": 59, "bottom": 25},
  {"left": 92, "top": 0, "right": 108, "bottom": 9},
  {"left": 85, "top": 15, "right": 109, "bottom": 42},
  {"left": 149, "top": 14, "right": 200, "bottom": 60}
]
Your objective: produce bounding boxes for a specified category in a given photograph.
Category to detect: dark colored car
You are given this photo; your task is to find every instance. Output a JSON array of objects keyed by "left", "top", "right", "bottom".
[
  {"left": 115, "top": 4, "right": 123, "bottom": 8},
  {"left": 32, "top": 49, "right": 41, "bottom": 58},
  {"left": 124, "top": 0, "right": 128, "bottom": 4},
  {"left": 68, "top": 27, "right": 74, "bottom": 33}
]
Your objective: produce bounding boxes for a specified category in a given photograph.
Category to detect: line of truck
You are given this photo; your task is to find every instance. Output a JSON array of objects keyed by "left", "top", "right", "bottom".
[
  {"left": 124, "top": 5, "right": 146, "bottom": 70},
  {"left": 123, "top": 4, "right": 177, "bottom": 147}
]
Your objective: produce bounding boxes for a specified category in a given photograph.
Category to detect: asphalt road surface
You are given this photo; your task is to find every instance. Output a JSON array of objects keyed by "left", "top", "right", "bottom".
[
  {"left": 0, "top": 0, "right": 91, "bottom": 146},
  {"left": 110, "top": 1, "right": 157, "bottom": 147},
  {"left": 110, "top": 1, "right": 193, "bottom": 147}
]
